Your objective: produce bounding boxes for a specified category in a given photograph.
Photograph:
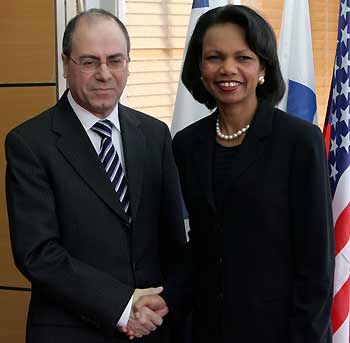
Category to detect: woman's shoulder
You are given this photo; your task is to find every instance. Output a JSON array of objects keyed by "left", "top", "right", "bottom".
[
  {"left": 173, "top": 112, "right": 216, "bottom": 144},
  {"left": 272, "top": 107, "right": 324, "bottom": 145}
]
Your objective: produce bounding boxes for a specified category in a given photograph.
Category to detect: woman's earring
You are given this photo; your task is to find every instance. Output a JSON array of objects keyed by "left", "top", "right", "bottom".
[{"left": 258, "top": 76, "right": 265, "bottom": 85}]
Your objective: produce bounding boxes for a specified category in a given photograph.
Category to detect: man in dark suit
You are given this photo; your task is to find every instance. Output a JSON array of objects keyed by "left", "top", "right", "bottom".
[{"left": 5, "top": 9, "right": 186, "bottom": 343}]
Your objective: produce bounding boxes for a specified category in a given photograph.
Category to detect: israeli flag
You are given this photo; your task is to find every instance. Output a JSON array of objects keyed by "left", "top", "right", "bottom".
[
  {"left": 277, "top": 0, "right": 318, "bottom": 124},
  {"left": 171, "top": 0, "right": 232, "bottom": 136}
]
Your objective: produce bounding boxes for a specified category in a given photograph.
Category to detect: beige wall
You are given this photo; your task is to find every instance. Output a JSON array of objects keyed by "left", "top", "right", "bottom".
[{"left": 125, "top": 0, "right": 192, "bottom": 126}]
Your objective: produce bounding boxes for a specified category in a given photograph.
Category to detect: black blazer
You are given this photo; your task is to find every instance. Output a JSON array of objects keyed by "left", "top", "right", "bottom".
[
  {"left": 172, "top": 100, "right": 334, "bottom": 343},
  {"left": 5, "top": 91, "right": 186, "bottom": 343}
]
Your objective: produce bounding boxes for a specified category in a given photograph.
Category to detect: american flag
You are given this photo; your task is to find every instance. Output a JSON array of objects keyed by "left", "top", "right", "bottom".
[{"left": 323, "top": 1, "right": 350, "bottom": 342}]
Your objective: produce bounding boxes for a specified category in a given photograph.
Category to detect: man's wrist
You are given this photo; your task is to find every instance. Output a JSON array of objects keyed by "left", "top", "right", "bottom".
[{"left": 116, "top": 294, "right": 134, "bottom": 327}]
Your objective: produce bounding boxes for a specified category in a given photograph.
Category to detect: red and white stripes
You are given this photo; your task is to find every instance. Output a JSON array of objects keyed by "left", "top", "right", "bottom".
[{"left": 331, "top": 167, "right": 350, "bottom": 342}]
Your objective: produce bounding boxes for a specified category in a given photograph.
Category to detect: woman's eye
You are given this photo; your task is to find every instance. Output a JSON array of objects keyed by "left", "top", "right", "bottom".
[
  {"left": 238, "top": 56, "right": 251, "bottom": 61},
  {"left": 206, "top": 55, "right": 220, "bottom": 61}
]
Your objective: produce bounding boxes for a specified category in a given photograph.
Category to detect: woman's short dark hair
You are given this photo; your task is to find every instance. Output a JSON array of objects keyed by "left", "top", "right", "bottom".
[
  {"left": 182, "top": 5, "right": 285, "bottom": 109},
  {"left": 62, "top": 8, "right": 130, "bottom": 58}
]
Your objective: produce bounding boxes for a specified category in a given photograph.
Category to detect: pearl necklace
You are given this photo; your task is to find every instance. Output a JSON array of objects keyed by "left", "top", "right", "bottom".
[{"left": 216, "top": 117, "right": 250, "bottom": 141}]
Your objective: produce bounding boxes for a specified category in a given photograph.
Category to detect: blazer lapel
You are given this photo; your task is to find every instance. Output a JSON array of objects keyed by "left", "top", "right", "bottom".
[
  {"left": 52, "top": 93, "right": 129, "bottom": 222},
  {"left": 118, "top": 104, "right": 145, "bottom": 219},
  {"left": 193, "top": 112, "right": 217, "bottom": 213},
  {"left": 225, "top": 100, "right": 274, "bottom": 186}
]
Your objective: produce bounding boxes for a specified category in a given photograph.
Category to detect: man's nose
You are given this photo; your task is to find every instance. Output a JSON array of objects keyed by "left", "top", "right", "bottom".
[{"left": 95, "top": 62, "right": 113, "bottom": 80}]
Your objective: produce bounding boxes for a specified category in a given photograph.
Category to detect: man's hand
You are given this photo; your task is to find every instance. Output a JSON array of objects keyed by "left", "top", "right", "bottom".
[{"left": 119, "top": 286, "right": 169, "bottom": 340}]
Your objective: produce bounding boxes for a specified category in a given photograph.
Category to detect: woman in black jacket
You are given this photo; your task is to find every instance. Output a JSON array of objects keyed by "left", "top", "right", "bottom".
[{"left": 172, "top": 5, "right": 334, "bottom": 343}]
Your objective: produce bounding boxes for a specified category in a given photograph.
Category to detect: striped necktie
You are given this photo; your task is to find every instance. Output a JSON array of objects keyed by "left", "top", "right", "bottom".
[{"left": 92, "top": 120, "right": 131, "bottom": 219}]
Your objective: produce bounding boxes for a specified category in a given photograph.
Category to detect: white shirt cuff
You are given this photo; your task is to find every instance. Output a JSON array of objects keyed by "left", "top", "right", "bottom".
[{"left": 117, "top": 295, "right": 133, "bottom": 327}]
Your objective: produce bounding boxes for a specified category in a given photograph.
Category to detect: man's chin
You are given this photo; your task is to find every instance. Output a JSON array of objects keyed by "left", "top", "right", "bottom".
[{"left": 89, "top": 102, "right": 116, "bottom": 118}]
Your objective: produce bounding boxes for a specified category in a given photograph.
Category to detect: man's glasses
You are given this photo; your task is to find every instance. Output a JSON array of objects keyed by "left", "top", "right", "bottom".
[{"left": 68, "top": 56, "right": 130, "bottom": 73}]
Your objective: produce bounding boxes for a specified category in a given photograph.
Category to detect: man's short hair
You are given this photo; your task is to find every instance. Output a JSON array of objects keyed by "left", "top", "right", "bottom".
[{"left": 62, "top": 8, "right": 130, "bottom": 58}]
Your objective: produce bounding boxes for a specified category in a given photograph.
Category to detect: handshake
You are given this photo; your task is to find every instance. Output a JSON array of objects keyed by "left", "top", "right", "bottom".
[{"left": 118, "top": 286, "right": 168, "bottom": 339}]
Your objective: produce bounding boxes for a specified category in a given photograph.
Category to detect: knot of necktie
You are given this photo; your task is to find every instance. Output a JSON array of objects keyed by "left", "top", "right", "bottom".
[
  {"left": 91, "top": 119, "right": 113, "bottom": 139},
  {"left": 91, "top": 119, "right": 131, "bottom": 221}
]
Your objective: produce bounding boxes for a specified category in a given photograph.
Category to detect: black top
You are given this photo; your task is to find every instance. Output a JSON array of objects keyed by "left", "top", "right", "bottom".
[{"left": 213, "top": 141, "right": 240, "bottom": 210}]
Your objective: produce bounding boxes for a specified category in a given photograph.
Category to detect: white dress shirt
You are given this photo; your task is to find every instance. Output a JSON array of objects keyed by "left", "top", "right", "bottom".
[{"left": 67, "top": 91, "right": 133, "bottom": 328}]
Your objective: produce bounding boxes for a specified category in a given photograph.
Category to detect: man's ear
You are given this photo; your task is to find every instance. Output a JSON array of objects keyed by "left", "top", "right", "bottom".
[{"left": 61, "top": 53, "right": 68, "bottom": 79}]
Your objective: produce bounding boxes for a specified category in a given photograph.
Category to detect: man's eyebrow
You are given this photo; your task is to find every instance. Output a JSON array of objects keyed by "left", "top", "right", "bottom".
[
  {"left": 78, "top": 54, "right": 99, "bottom": 60},
  {"left": 107, "top": 53, "right": 127, "bottom": 59},
  {"left": 78, "top": 53, "right": 126, "bottom": 60}
]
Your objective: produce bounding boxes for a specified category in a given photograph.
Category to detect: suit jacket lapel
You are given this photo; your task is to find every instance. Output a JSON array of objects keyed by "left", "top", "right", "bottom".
[
  {"left": 118, "top": 104, "right": 144, "bottom": 219},
  {"left": 193, "top": 112, "right": 217, "bottom": 213},
  {"left": 225, "top": 100, "right": 273, "bottom": 187},
  {"left": 52, "top": 93, "right": 129, "bottom": 222},
  {"left": 192, "top": 101, "right": 273, "bottom": 213}
]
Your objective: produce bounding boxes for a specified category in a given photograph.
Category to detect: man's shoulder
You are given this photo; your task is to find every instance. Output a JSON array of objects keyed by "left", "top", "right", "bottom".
[
  {"left": 119, "top": 104, "right": 168, "bottom": 132},
  {"left": 8, "top": 103, "right": 57, "bottom": 138},
  {"left": 5, "top": 102, "right": 64, "bottom": 159}
]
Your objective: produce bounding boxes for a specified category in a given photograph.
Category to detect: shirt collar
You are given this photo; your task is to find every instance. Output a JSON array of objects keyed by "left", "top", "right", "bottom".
[{"left": 67, "top": 90, "right": 121, "bottom": 132}]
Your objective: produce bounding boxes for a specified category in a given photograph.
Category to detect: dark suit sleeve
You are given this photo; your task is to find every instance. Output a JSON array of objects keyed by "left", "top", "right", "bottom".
[
  {"left": 158, "top": 127, "right": 193, "bottom": 313},
  {"left": 161, "top": 132, "right": 194, "bottom": 326},
  {"left": 158, "top": 125, "right": 188, "bottom": 273},
  {"left": 288, "top": 125, "right": 334, "bottom": 342},
  {"left": 5, "top": 130, "right": 133, "bottom": 334}
]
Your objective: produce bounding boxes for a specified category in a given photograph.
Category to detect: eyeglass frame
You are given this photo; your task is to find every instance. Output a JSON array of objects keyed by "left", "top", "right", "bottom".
[{"left": 67, "top": 54, "right": 130, "bottom": 73}]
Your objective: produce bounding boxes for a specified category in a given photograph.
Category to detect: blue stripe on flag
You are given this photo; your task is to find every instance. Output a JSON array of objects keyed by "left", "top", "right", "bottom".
[
  {"left": 286, "top": 80, "right": 316, "bottom": 122},
  {"left": 192, "top": 0, "right": 209, "bottom": 8}
]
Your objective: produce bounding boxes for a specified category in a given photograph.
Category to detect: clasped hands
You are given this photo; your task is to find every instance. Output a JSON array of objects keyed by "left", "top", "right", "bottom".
[{"left": 119, "top": 286, "right": 168, "bottom": 339}]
